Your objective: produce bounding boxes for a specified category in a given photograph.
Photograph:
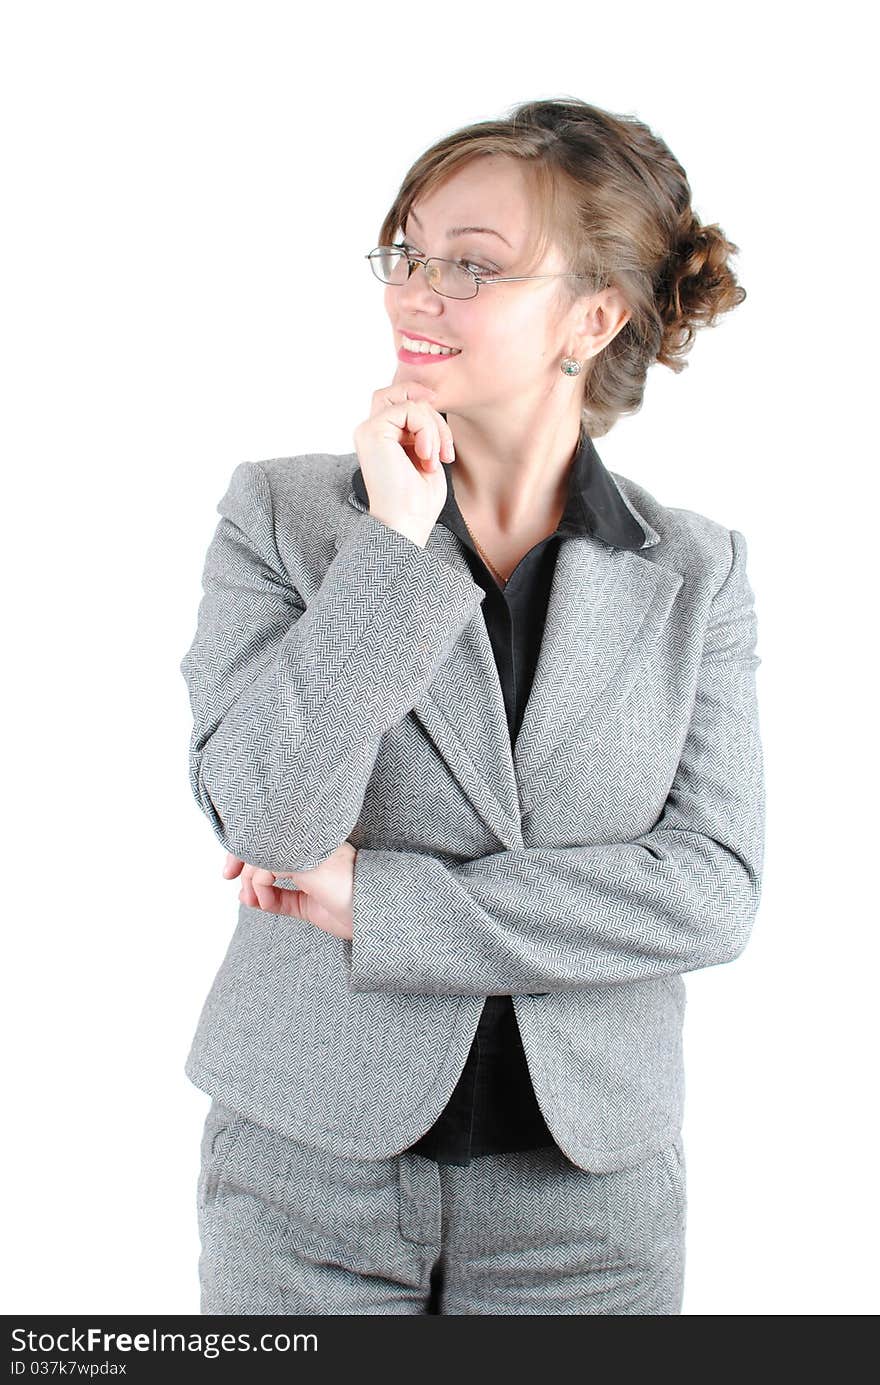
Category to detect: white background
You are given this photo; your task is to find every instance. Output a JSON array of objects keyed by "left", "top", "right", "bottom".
[{"left": 3, "top": 0, "right": 877, "bottom": 1317}]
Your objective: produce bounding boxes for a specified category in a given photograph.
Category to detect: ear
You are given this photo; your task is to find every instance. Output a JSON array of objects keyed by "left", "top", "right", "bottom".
[{"left": 572, "top": 285, "right": 632, "bottom": 359}]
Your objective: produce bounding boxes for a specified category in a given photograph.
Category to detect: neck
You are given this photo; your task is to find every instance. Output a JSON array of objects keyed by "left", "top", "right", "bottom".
[{"left": 443, "top": 405, "right": 583, "bottom": 535}]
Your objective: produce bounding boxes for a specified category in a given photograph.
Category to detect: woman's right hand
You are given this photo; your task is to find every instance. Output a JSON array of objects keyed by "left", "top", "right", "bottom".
[{"left": 352, "top": 374, "right": 457, "bottom": 546}]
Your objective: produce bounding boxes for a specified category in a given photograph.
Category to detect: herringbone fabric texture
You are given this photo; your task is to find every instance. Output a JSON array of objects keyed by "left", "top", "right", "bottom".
[
  {"left": 180, "top": 452, "right": 765, "bottom": 1172},
  {"left": 197, "top": 1098, "right": 686, "bottom": 1314}
]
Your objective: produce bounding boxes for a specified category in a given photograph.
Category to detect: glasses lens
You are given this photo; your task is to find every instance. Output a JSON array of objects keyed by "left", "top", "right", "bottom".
[
  {"left": 431, "top": 260, "right": 478, "bottom": 299},
  {"left": 369, "top": 248, "right": 478, "bottom": 298},
  {"left": 370, "top": 247, "right": 410, "bottom": 285}
]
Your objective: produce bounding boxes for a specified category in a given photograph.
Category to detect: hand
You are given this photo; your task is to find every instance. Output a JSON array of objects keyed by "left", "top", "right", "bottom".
[
  {"left": 352, "top": 374, "right": 457, "bottom": 544},
  {"left": 222, "top": 842, "right": 357, "bottom": 941}
]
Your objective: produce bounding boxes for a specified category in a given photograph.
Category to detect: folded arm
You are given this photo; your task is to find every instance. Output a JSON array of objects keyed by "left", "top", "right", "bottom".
[
  {"left": 180, "top": 460, "right": 486, "bottom": 873},
  {"left": 347, "top": 528, "right": 765, "bottom": 995}
]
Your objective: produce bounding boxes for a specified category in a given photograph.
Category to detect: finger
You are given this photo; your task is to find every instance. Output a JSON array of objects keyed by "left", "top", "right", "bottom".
[
  {"left": 238, "top": 863, "right": 261, "bottom": 907},
  {"left": 418, "top": 418, "right": 436, "bottom": 465},
  {"left": 250, "top": 868, "right": 277, "bottom": 906},
  {"left": 424, "top": 419, "right": 443, "bottom": 470},
  {"left": 403, "top": 403, "right": 441, "bottom": 468},
  {"left": 402, "top": 424, "right": 432, "bottom": 473},
  {"left": 372, "top": 397, "right": 447, "bottom": 475},
  {"left": 278, "top": 885, "right": 307, "bottom": 919},
  {"left": 380, "top": 396, "right": 439, "bottom": 440},
  {"left": 373, "top": 401, "right": 434, "bottom": 472},
  {"left": 238, "top": 874, "right": 259, "bottom": 908},
  {"left": 396, "top": 392, "right": 452, "bottom": 464},
  {"left": 252, "top": 875, "right": 282, "bottom": 914},
  {"left": 223, "top": 854, "right": 244, "bottom": 878},
  {"left": 371, "top": 381, "right": 437, "bottom": 419},
  {"left": 269, "top": 873, "right": 304, "bottom": 917}
]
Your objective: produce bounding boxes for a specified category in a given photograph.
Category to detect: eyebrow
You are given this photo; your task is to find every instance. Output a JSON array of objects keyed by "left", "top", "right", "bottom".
[{"left": 407, "top": 208, "right": 512, "bottom": 249}]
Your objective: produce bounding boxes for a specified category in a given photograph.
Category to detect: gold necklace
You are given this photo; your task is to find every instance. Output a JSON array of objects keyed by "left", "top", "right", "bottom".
[{"left": 459, "top": 511, "right": 508, "bottom": 589}]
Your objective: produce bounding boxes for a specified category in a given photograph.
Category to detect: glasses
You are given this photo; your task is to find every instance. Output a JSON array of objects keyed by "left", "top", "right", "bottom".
[{"left": 365, "top": 244, "right": 592, "bottom": 300}]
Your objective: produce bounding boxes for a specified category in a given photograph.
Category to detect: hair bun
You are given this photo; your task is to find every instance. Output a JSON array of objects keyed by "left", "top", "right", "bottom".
[{"left": 657, "top": 216, "right": 747, "bottom": 369}]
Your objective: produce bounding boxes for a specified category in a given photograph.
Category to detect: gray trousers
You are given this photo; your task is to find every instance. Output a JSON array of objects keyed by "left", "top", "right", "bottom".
[{"left": 197, "top": 1099, "right": 686, "bottom": 1315}]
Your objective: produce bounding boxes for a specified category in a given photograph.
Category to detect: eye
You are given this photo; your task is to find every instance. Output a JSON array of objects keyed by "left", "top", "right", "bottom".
[
  {"left": 399, "top": 242, "right": 501, "bottom": 279},
  {"left": 460, "top": 259, "right": 501, "bottom": 279}
]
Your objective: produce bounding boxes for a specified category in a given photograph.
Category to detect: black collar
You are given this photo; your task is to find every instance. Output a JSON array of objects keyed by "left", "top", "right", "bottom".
[{"left": 350, "top": 418, "right": 648, "bottom": 551}]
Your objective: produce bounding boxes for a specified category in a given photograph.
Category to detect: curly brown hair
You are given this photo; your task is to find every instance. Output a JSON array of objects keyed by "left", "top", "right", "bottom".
[{"left": 377, "top": 97, "right": 746, "bottom": 438}]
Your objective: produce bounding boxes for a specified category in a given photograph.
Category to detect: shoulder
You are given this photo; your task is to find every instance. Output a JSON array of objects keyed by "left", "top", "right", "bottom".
[
  {"left": 217, "top": 450, "right": 355, "bottom": 537},
  {"left": 610, "top": 467, "right": 743, "bottom": 590},
  {"left": 237, "top": 451, "right": 355, "bottom": 518},
  {"left": 216, "top": 452, "right": 357, "bottom": 590}
]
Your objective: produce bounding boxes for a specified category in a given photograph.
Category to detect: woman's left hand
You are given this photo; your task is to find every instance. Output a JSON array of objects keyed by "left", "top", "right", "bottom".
[{"left": 222, "top": 842, "right": 356, "bottom": 941}]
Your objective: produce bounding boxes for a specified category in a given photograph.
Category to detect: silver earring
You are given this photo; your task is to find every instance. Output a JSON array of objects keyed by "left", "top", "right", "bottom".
[{"left": 560, "top": 356, "right": 582, "bottom": 376}]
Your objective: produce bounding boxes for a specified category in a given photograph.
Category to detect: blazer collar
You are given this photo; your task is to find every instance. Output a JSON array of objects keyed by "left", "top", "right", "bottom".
[
  {"left": 338, "top": 423, "right": 678, "bottom": 849},
  {"left": 349, "top": 417, "right": 661, "bottom": 552}
]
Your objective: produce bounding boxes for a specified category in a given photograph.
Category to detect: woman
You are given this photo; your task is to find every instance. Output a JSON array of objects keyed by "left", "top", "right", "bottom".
[{"left": 181, "top": 97, "right": 764, "bottom": 1315}]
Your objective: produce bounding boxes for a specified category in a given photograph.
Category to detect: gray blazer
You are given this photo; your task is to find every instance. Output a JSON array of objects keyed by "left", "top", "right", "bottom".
[{"left": 180, "top": 451, "right": 765, "bottom": 1173}]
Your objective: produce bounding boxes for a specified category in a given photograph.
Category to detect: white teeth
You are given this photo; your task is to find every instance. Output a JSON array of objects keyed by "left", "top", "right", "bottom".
[{"left": 401, "top": 335, "right": 460, "bottom": 356}]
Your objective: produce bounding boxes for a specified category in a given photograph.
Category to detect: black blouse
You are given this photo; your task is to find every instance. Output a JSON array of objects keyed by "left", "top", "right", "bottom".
[{"left": 351, "top": 421, "right": 648, "bottom": 1165}]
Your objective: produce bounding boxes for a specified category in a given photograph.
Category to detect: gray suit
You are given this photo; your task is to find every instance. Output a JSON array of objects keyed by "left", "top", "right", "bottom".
[{"left": 181, "top": 451, "right": 765, "bottom": 1175}]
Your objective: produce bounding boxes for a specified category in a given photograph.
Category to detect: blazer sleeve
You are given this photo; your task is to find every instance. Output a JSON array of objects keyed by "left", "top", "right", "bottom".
[
  {"left": 347, "top": 527, "right": 765, "bottom": 995},
  {"left": 179, "top": 460, "right": 486, "bottom": 873}
]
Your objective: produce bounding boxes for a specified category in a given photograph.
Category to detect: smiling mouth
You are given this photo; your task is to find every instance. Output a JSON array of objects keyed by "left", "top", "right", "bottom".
[{"left": 398, "top": 339, "right": 462, "bottom": 358}]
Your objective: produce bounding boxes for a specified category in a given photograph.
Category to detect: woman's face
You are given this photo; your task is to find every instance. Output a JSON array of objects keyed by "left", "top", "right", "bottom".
[{"left": 384, "top": 155, "right": 585, "bottom": 417}]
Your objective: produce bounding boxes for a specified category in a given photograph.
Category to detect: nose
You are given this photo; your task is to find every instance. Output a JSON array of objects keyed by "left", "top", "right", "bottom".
[{"left": 398, "top": 258, "right": 444, "bottom": 311}]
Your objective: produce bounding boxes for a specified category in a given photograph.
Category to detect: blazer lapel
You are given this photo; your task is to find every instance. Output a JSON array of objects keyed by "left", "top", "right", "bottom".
[
  {"left": 334, "top": 483, "right": 525, "bottom": 848},
  {"left": 408, "top": 521, "right": 526, "bottom": 846},
  {"left": 511, "top": 536, "right": 683, "bottom": 816},
  {"left": 335, "top": 460, "right": 683, "bottom": 849}
]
